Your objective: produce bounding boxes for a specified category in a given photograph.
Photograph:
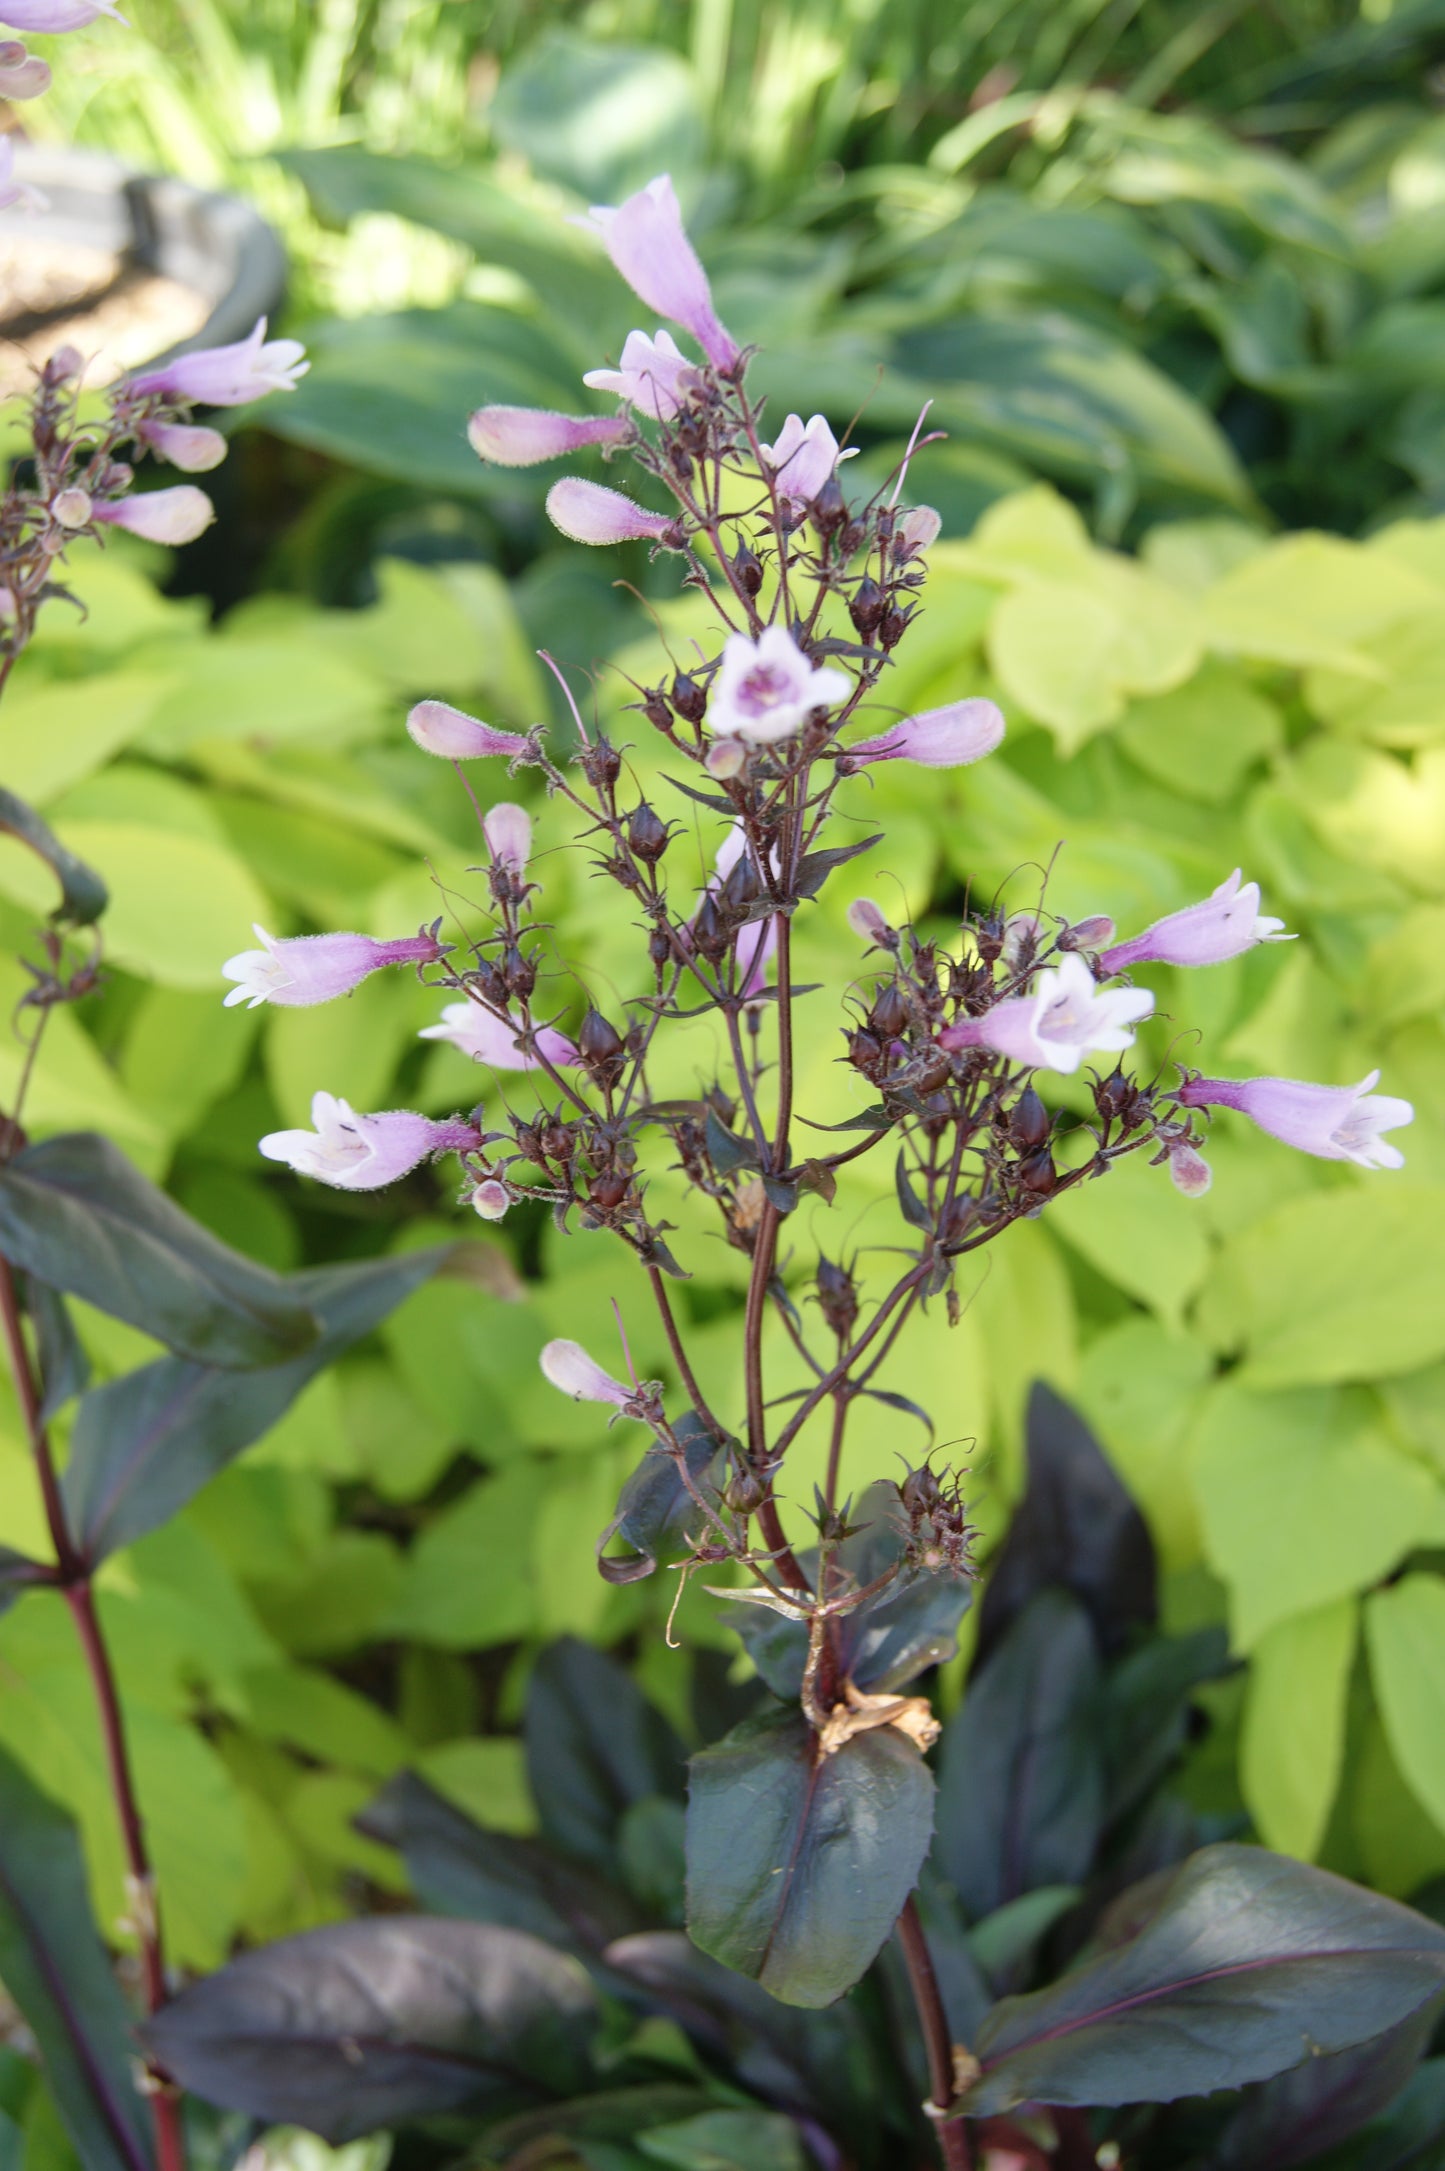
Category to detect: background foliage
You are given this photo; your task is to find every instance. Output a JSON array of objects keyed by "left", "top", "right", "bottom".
[{"left": 5, "top": 0, "right": 1445, "bottom": 2156}]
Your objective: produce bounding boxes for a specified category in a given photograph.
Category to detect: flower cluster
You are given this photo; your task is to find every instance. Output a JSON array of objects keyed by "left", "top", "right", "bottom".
[{"left": 229, "top": 173, "right": 1413, "bottom": 1698}]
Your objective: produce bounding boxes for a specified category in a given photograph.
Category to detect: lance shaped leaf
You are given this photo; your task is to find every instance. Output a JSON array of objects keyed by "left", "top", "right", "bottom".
[
  {"left": 598, "top": 1411, "right": 727, "bottom": 1585},
  {"left": 0, "top": 1548, "right": 49, "bottom": 1620},
  {"left": 1293, "top": 2055, "right": 1445, "bottom": 2171},
  {"left": 526, "top": 1638, "right": 686, "bottom": 1877},
  {"left": 0, "top": 1133, "right": 317, "bottom": 1369},
  {"left": 63, "top": 1248, "right": 449, "bottom": 1563},
  {"left": 976, "top": 1381, "right": 1155, "bottom": 1664},
  {"left": 145, "top": 1916, "right": 598, "bottom": 2142},
  {"left": 1208, "top": 2004, "right": 1437, "bottom": 2169},
  {"left": 0, "top": 785, "right": 107, "bottom": 924},
  {"left": 1100, "top": 1624, "right": 1233, "bottom": 1824},
  {"left": 686, "top": 1703, "right": 934, "bottom": 2008},
  {"left": 0, "top": 1746, "right": 153, "bottom": 2171},
  {"left": 935, "top": 1588, "right": 1105, "bottom": 1923},
  {"left": 25, "top": 1277, "right": 89, "bottom": 1422},
  {"left": 730, "top": 1480, "right": 970, "bottom": 1700},
  {"left": 793, "top": 833, "right": 881, "bottom": 901},
  {"left": 959, "top": 1846, "right": 1445, "bottom": 2117},
  {"left": 360, "top": 1771, "right": 640, "bottom": 1955}
]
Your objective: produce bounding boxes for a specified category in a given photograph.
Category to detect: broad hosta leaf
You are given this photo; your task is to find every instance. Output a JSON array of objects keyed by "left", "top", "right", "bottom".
[
  {"left": 0, "top": 1134, "right": 317, "bottom": 1369},
  {"left": 1366, "top": 1576, "right": 1445, "bottom": 1836},
  {"left": 62, "top": 1249, "right": 449, "bottom": 1563},
  {"left": 977, "top": 1382, "right": 1155, "bottom": 1665},
  {"left": 935, "top": 1590, "right": 1105, "bottom": 1924},
  {"left": 685, "top": 1703, "right": 934, "bottom": 2007},
  {"left": 599, "top": 1411, "right": 725, "bottom": 1583},
  {"left": 526, "top": 1638, "right": 686, "bottom": 1877},
  {"left": 145, "top": 1917, "right": 598, "bottom": 2142},
  {"left": 960, "top": 1846, "right": 1445, "bottom": 2117},
  {"left": 0, "top": 1746, "right": 152, "bottom": 2171},
  {"left": 1208, "top": 2006, "right": 1436, "bottom": 2170},
  {"left": 730, "top": 1481, "right": 971, "bottom": 1700},
  {"left": 360, "top": 1771, "right": 639, "bottom": 1954},
  {"left": 0, "top": 786, "right": 106, "bottom": 924}
]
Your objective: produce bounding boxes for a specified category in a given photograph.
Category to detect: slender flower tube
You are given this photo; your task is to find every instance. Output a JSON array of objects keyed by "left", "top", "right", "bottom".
[
  {"left": 581, "top": 175, "right": 740, "bottom": 371},
  {"left": 259, "top": 1093, "right": 480, "bottom": 1191},
  {"left": 847, "top": 699, "right": 1005, "bottom": 770},
  {"left": 127, "top": 317, "right": 308, "bottom": 406},
  {"left": 1178, "top": 1071, "right": 1414, "bottom": 1170},
  {"left": 420, "top": 1002, "right": 580, "bottom": 1072},
  {"left": 709, "top": 625, "right": 850, "bottom": 747},
  {"left": 222, "top": 925, "right": 445, "bottom": 1010},
  {"left": 760, "top": 413, "right": 849, "bottom": 509},
  {"left": 583, "top": 328, "right": 697, "bottom": 420},
  {"left": 0, "top": 38, "right": 49, "bottom": 95},
  {"left": 471, "top": 1179, "right": 511, "bottom": 1220},
  {"left": 407, "top": 700, "right": 531, "bottom": 762},
  {"left": 467, "top": 405, "right": 630, "bottom": 467},
  {"left": 135, "top": 417, "right": 227, "bottom": 472},
  {"left": 90, "top": 486, "right": 214, "bottom": 544},
  {"left": 0, "top": 0, "right": 122, "bottom": 25},
  {"left": 483, "top": 802, "right": 532, "bottom": 872},
  {"left": 546, "top": 477, "right": 682, "bottom": 548},
  {"left": 540, "top": 1338, "right": 632, "bottom": 1407},
  {"left": 1099, "top": 871, "right": 1290, "bottom": 974},
  {"left": 942, "top": 952, "right": 1154, "bottom": 1076}
]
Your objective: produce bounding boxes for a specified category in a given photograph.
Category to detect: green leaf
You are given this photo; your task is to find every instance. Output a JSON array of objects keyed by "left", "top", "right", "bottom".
[
  {"left": 0, "top": 672, "right": 171, "bottom": 809},
  {"left": 685, "top": 1703, "right": 934, "bottom": 2007},
  {"left": 0, "top": 1746, "right": 151, "bottom": 2171},
  {"left": 0, "top": 788, "right": 106, "bottom": 926},
  {"left": 1367, "top": 1576, "right": 1445, "bottom": 1838},
  {"left": 1190, "top": 1383, "right": 1439, "bottom": 1648},
  {"left": 145, "top": 1917, "right": 599, "bottom": 2141},
  {"left": 1195, "top": 1187, "right": 1445, "bottom": 1388},
  {"left": 1047, "top": 1149, "right": 1211, "bottom": 1330},
  {"left": 934, "top": 1590, "right": 1104, "bottom": 1924},
  {"left": 384, "top": 1461, "right": 544, "bottom": 1648},
  {"left": 489, "top": 32, "right": 705, "bottom": 204},
  {"left": 1208, "top": 2010, "right": 1436, "bottom": 2171},
  {"left": 1241, "top": 1600, "right": 1357, "bottom": 1861},
  {"left": 1118, "top": 661, "right": 1282, "bottom": 805},
  {"left": 62, "top": 1249, "right": 448, "bottom": 1562},
  {"left": 638, "top": 2108, "right": 807, "bottom": 2171},
  {"left": 960, "top": 1844, "right": 1445, "bottom": 2116},
  {"left": 0, "top": 1134, "right": 317, "bottom": 1370}
]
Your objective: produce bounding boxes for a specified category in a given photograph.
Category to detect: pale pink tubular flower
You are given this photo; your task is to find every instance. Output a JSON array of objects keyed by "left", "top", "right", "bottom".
[
  {"left": 1167, "top": 1142, "right": 1213, "bottom": 1198},
  {"left": 127, "top": 317, "right": 308, "bottom": 407},
  {"left": 407, "top": 700, "right": 531, "bottom": 762},
  {"left": 420, "top": 1002, "right": 580, "bottom": 1072},
  {"left": 581, "top": 175, "right": 740, "bottom": 372},
  {"left": 259, "top": 1092, "right": 480, "bottom": 1192},
  {"left": 0, "top": 0, "right": 123, "bottom": 26},
  {"left": 483, "top": 801, "right": 532, "bottom": 872},
  {"left": 1178, "top": 1071, "right": 1414, "bottom": 1170},
  {"left": 136, "top": 417, "right": 227, "bottom": 472},
  {"left": 848, "top": 698, "right": 1005, "bottom": 770},
  {"left": 546, "top": 477, "right": 681, "bottom": 548},
  {"left": 847, "top": 898, "right": 894, "bottom": 948},
  {"left": 893, "top": 506, "right": 942, "bottom": 560},
  {"left": 470, "top": 1179, "right": 511, "bottom": 1220},
  {"left": 91, "top": 486, "right": 214, "bottom": 544},
  {"left": 467, "top": 405, "right": 630, "bottom": 467},
  {"left": 0, "top": 38, "right": 49, "bottom": 95},
  {"left": 583, "top": 328, "right": 697, "bottom": 420},
  {"left": 540, "top": 1337, "right": 632, "bottom": 1408},
  {"left": 222, "top": 924, "right": 445, "bottom": 1010},
  {"left": 1099, "top": 871, "right": 1290, "bottom": 974},
  {"left": 710, "top": 625, "right": 850, "bottom": 747},
  {"left": 942, "top": 952, "right": 1154, "bottom": 1076},
  {"left": 760, "top": 413, "right": 850, "bottom": 508}
]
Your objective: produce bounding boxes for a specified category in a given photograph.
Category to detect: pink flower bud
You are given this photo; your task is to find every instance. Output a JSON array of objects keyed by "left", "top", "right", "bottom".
[
  {"left": 51, "top": 487, "right": 92, "bottom": 529},
  {"left": 847, "top": 699, "right": 1004, "bottom": 770},
  {"left": 583, "top": 328, "right": 698, "bottom": 420},
  {"left": 1069, "top": 916, "right": 1116, "bottom": 950},
  {"left": 470, "top": 1179, "right": 511, "bottom": 1220},
  {"left": 222, "top": 924, "right": 445, "bottom": 1010},
  {"left": 136, "top": 417, "right": 228, "bottom": 472},
  {"left": 259, "top": 1092, "right": 480, "bottom": 1192},
  {"left": 406, "top": 700, "right": 532, "bottom": 762},
  {"left": 580, "top": 174, "right": 739, "bottom": 371},
  {"left": 540, "top": 1337, "right": 632, "bottom": 1407},
  {"left": 483, "top": 801, "right": 532, "bottom": 872},
  {"left": 546, "top": 477, "right": 682, "bottom": 548},
  {"left": 91, "top": 486, "right": 214, "bottom": 545},
  {"left": 1100, "top": 872, "right": 1290, "bottom": 975},
  {"left": 0, "top": 38, "right": 49, "bottom": 95},
  {"left": 894, "top": 506, "right": 942, "bottom": 558},
  {"left": 1167, "top": 1143, "right": 1213, "bottom": 1197},
  {"left": 1178, "top": 1071, "right": 1413, "bottom": 1170},
  {"left": 847, "top": 898, "right": 893, "bottom": 947},
  {"left": 420, "top": 1003, "right": 580, "bottom": 1072},
  {"left": 467, "top": 405, "right": 630, "bottom": 466},
  {"left": 127, "top": 317, "right": 307, "bottom": 407},
  {"left": 704, "top": 737, "right": 746, "bottom": 778}
]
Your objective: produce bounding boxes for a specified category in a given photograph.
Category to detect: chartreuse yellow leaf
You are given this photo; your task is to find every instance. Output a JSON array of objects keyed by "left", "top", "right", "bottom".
[
  {"left": 1352, "top": 1710, "right": 1445, "bottom": 1899},
  {"left": 1195, "top": 1186, "right": 1445, "bottom": 1389},
  {"left": 1190, "top": 1382, "right": 1440, "bottom": 1648},
  {"left": 1048, "top": 1150, "right": 1211, "bottom": 1330},
  {"left": 1366, "top": 1575, "right": 1445, "bottom": 1835},
  {"left": 1119, "top": 662, "right": 1281, "bottom": 803},
  {"left": 0, "top": 670, "right": 175, "bottom": 805},
  {"left": 1286, "top": 739, "right": 1445, "bottom": 898},
  {"left": 1202, "top": 532, "right": 1431, "bottom": 671},
  {"left": 1077, "top": 1320, "right": 1210, "bottom": 1571},
  {"left": 1240, "top": 1599, "right": 1355, "bottom": 1860}
]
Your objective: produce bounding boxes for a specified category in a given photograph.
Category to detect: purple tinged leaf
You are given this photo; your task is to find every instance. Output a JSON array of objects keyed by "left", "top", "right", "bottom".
[
  {"left": 960, "top": 1846, "right": 1445, "bottom": 2117},
  {"left": 1209, "top": 2004, "right": 1437, "bottom": 2169},
  {"left": 599, "top": 1410, "right": 726, "bottom": 1584},
  {"left": 1291, "top": 2054, "right": 1445, "bottom": 2170},
  {"left": 526, "top": 1639, "right": 686, "bottom": 1877},
  {"left": 0, "top": 786, "right": 107, "bottom": 925}
]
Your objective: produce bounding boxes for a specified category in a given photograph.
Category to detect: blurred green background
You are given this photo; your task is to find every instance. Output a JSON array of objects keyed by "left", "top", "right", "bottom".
[{"left": 4, "top": 0, "right": 1445, "bottom": 2052}]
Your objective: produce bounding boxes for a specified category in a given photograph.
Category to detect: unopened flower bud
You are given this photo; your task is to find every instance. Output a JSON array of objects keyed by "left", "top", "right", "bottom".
[
  {"left": 467, "top": 404, "right": 629, "bottom": 466},
  {"left": 879, "top": 606, "right": 910, "bottom": 651},
  {"left": 720, "top": 851, "right": 760, "bottom": 914},
  {"left": 815, "top": 1253, "right": 859, "bottom": 1339},
  {"left": 628, "top": 801, "right": 670, "bottom": 864},
  {"left": 725, "top": 1467, "right": 765, "bottom": 1515},
  {"left": 849, "top": 575, "right": 887, "bottom": 639},
  {"left": 705, "top": 737, "right": 746, "bottom": 778},
  {"left": 810, "top": 473, "right": 847, "bottom": 534},
  {"left": 43, "top": 344, "right": 83, "bottom": 386},
  {"left": 893, "top": 505, "right": 942, "bottom": 560},
  {"left": 1066, "top": 915, "right": 1116, "bottom": 951},
  {"left": 502, "top": 945, "right": 536, "bottom": 998},
  {"left": 1017, "top": 1146, "right": 1057, "bottom": 1195},
  {"left": 690, "top": 891, "right": 729, "bottom": 964},
  {"left": 471, "top": 1179, "right": 511, "bottom": 1219},
  {"left": 869, "top": 982, "right": 908, "bottom": 1039},
  {"left": 540, "top": 1338, "right": 632, "bottom": 1408},
  {"left": 91, "top": 485, "right": 214, "bottom": 545},
  {"left": 672, "top": 671, "right": 708, "bottom": 724},
  {"left": 546, "top": 476, "right": 682, "bottom": 548},
  {"left": 733, "top": 538, "right": 764, "bottom": 595},
  {"left": 1010, "top": 1085, "right": 1051, "bottom": 1149},
  {"left": 846, "top": 1026, "right": 885, "bottom": 1079},
  {"left": 847, "top": 898, "right": 894, "bottom": 948},
  {"left": 407, "top": 701, "right": 532, "bottom": 762},
  {"left": 641, "top": 689, "right": 672, "bottom": 732},
  {"left": 579, "top": 1006, "right": 626, "bottom": 1088},
  {"left": 578, "top": 736, "right": 623, "bottom": 789},
  {"left": 483, "top": 801, "right": 532, "bottom": 874},
  {"left": 1167, "top": 1142, "right": 1213, "bottom": 1197},
  {"left": 51, "top": 487, "right": 92, "bottom": 529}
]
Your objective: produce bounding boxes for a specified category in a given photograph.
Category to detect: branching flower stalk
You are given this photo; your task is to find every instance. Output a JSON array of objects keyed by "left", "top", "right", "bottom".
[{"left": 239, "top": 174, "right": 1416, "bottom": 2160}]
